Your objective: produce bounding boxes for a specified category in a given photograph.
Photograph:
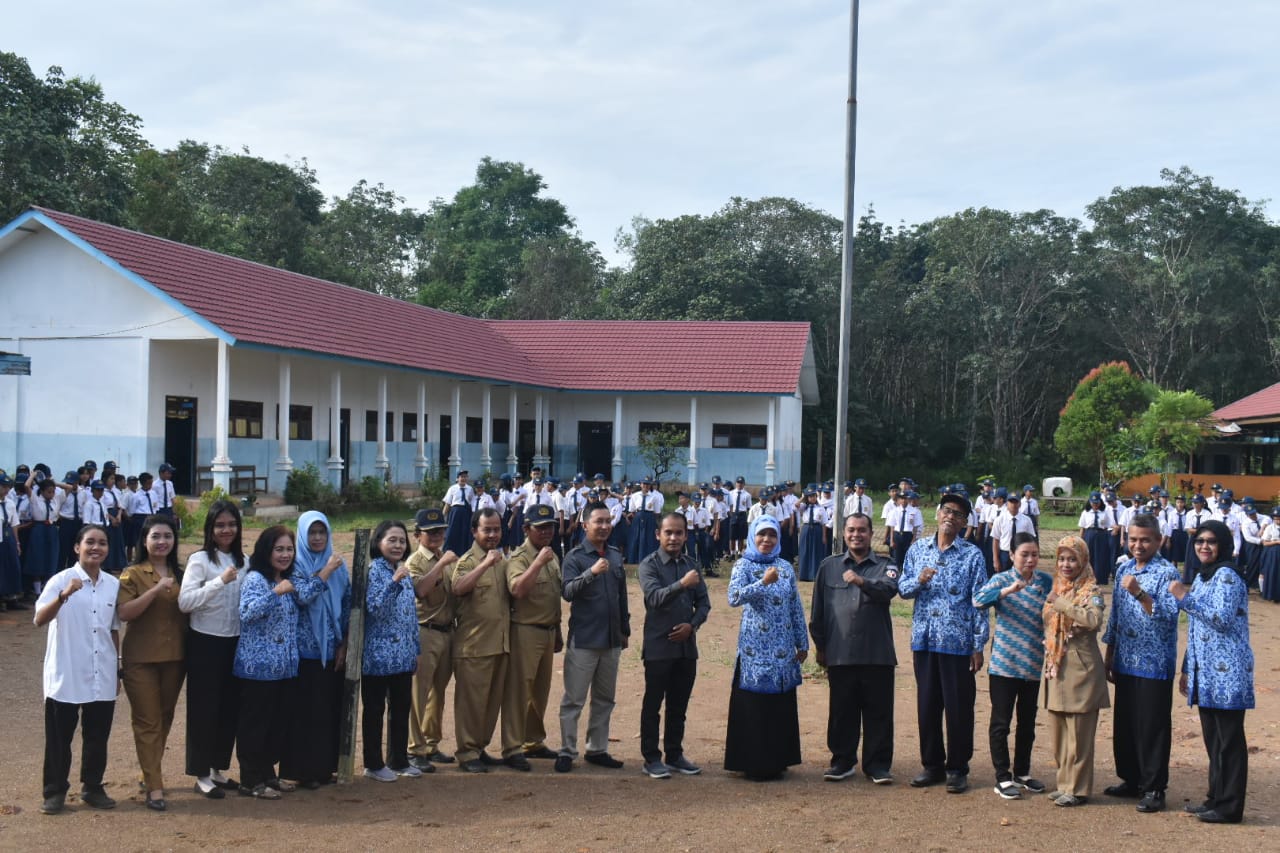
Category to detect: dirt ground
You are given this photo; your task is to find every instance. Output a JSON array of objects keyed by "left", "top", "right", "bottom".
[{"left": 1, "top": 526, "right": 1277, "bottom": 852}]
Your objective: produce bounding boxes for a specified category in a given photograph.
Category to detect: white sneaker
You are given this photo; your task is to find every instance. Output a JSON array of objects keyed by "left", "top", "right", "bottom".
[
  {"left": 363, "top": 766, "right": 397, "bottom": 783},
  {"left": 994, "top": 780, "right": 1023, "bottom": 800},
  {"left": 394, "top": 765, "right": 423, "bottom": 778}
]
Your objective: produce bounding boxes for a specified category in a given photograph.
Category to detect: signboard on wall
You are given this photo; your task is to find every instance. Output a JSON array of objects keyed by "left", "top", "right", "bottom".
[{"left": 0, "top": 352, "right": 31, "bottom": 375}]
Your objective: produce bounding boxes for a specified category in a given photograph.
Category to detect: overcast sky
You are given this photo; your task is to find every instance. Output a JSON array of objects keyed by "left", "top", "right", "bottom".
[{"left": 8, "top": 1, "right": 1278, "bottom": 262}]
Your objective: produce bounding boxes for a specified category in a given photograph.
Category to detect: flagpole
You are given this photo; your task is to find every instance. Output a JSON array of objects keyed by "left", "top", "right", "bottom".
[{"left": 831, "top": 0, "right": 859, "bottom": 550}]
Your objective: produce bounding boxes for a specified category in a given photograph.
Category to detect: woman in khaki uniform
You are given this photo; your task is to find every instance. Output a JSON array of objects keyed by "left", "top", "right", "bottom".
[
  {"left": 117, "top": 516, "right": 188, "bottom": 811},
  {"left": 1041, "top": 535, "right": 1108, "bottom": 807}
]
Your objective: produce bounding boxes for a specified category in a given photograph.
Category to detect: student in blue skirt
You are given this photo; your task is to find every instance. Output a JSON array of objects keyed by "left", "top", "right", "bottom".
[
  {"left": 0, "top": 473, "right": 23, "bottom": 609},
  {"left": 1077, "top": 491, "right": 1117, "bottom": 585},
  {"left": 1259, "top": 507, "right": 1280, "bottom": 603}
]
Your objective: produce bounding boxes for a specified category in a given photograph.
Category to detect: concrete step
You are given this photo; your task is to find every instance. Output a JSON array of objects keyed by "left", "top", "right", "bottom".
[{"left": 249, "top": 504, "right": 300, "bottom": 522}]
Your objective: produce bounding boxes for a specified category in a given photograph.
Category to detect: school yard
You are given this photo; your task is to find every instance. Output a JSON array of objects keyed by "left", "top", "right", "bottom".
[{"left": 0, "top": 525, "right": 1277, "bottom": 852}]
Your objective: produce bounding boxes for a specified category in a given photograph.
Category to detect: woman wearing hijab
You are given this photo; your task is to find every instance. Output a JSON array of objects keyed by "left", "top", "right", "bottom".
[
  {"left": 1168, "top": 519, "right": 1254, "bottom": 824},
  {"left": 1041, "top": 535, "right": 1108, "bottom": 807},
  {"left": 723, "top": 515, "right": 808, "bottom": 781},
  {"left": 281, "top": 511, "right": 351, "bottom": 788}
]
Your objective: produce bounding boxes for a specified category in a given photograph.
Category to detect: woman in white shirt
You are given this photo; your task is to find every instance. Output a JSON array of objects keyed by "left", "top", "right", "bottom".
[{"left": 178, "top": 499, "right": 245, "bottom": 798}]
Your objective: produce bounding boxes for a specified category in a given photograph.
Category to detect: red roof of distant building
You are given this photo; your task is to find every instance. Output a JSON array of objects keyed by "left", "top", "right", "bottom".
[
  {"left": 23, "top": 208, "right": 811, "bottom": 396},
  {"left": 1213, "top": 380, "right": 1280, "bottom": 423}
]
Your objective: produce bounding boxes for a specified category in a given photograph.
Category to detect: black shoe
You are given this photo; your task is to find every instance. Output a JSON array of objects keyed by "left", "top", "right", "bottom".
[
  {"left": 1196, "top": 809, "right": 1241, "bottom": 824},
  {"left": 1104, "top": 782, "right": 1143, "bottom": 798},
  {"left": 81, "top": 788, "right": 116, "bottom": 810},
  {"left": 945, "top": 773, "right": 969, "bottom": 794},
  {"left": 408, "top": 755, "right": 437, "bottom": 772},
  {"left": 478, "top": 751, "right": 501, "bottom": 767},
  {"left": 212, "top": 776, "right": 240, "bottom": 790},
  {"left": 1184, "top": 802, "right": 1211, "bottom": 815},
  {"left": 524, "top": 745, "right": 558, "bottom": 760},
  {"left": 40, "top": 793, "right": 65, "bottom": 815},
  {"left": 823, "top": 760, "right": 857, "bottom": 782},
  {"left": 459, "top": 759, "right": 489, "bottom": 774},
  {"left": 866, "top": 770, "right": 893, "bottom": 785},
  {"left": 299, "top": 779, "right": 322, "bottom": 789},
  {"left": 910, "top": 770, "right": 946, "bottom": 788},
  {"left": 584, "top": 752, "right": 624, "bottom": 769},
  {"left": 145, "top": 796, "right": 167, "bottom": 812},
  {"left": 1136, "top": 791, "right": 1166, "bottom": 813},
  {"left": 193, "top": 781, "right": 225, "bottom": 799},
  {"left": 554, "top": 754, "right": 573, "bottom": 773},
  {"left": 427, "top": 750, "right": 456, "bottom": 764},
  {"left": 504, "top": 754, "right": 531, "bottom": 772}
]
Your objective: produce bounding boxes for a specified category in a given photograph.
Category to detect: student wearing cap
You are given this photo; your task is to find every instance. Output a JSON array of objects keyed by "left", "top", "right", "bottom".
[
  {"left": 725, "top": 476, "right": 750, "bottom": 559},
  {"left": 0, "top": 474, "right": 22, "bottom": 608},
  {"left": 1164, "top": 494, "right": 1188, "bottom": 567},
  {"left": 24, "top": 476, "right": 62, "bottom": 595},
  {"left": 794, "top": 488, "right": 830, "bottom": 582},
  {"left": 1101, "top": 513, "right": 1180, "bottom": 814},
  {"left": 282, "top": 511, "right": 351, "bottom": 788},
  {"left": 880, "top": 485, "right": 900, "bottom": 549},
  {"left": 557, "top": 502, "right": 629, "bottom": 773},
  {"left": 885, "top": 491, "right": 922, "bottom": 570},
  {"left": 809, "top": 511, "right": 899, "bottom": 785},
  {"left": 561, "top": 476, "right": 586, "bottom": 554},
  {"left": 1261, "top": 507, "right": 1280, "bottom": 602},
  {"left": 127, "top": 473, "right": 157, "bottom": 562},
  {"left": 406, "top": 508, "right": 458, "bottom": 768},
  {"left": 1239, "top": 500, "right": 1265, "bottom": 588},
  {"left": 898, "top": 491, "right": 989, "bottom": 794},
  {"left": 628, "top": 478, "right": 662, "bottom": 564},
  {"left": 605, "top": 484, "right": 627, "bottom": 551},
  {"left": 502, "top": 503, "right": 563, "bottom": 768},
  {"left": 99, "top": 480, "right": 128, "bottom": 574},
  {"left": 990, "top": 494, "right": 1035, "bottom": 576},
  {"left": 1077, "top": 492, "right": 1117, "bottom": 585},
  {"left": 1211, "top": 490, "right": 1242, "bottom": 559},
  {"left": 1021, "top": 486, "right": 1040, "bottom": 537},
  {"left": 442, "top": 471, "right": 476, "bottom": 557},
  {"left": 637, "top": 511, "right": 710, "bottom": 779},
  {"left": 151, "top": 463, "right": 178, "bottom": 525},
  {"left": 500, "top": 475, "right": 524, "bottom": 554},
  {"left": 449, "top": 508, "right": 510, "bottom": 773},
  {"left": 1184, "top": 494, "right": 1212, "bottom": 580},
  {"left": 844, "top": 479, "right": 873, "bottom": 520}
]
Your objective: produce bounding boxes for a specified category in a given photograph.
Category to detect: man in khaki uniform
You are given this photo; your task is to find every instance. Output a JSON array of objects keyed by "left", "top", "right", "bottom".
[
  {"left": 450, "top": 508, "right": 510, "bottom": 773},
  {"left": 406, "top": 508, "right": 459, "bottom": 770},
  {"left": 500, "top": 503, "right": 563, "bottom": 770}
]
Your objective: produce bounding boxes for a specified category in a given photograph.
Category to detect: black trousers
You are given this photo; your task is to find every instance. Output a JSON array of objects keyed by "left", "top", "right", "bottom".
[
  {"left": 185, "top": 630, "right": 240, "bottom": 776},
  {"left": 1112, "top": 673, "right": 1172, "bottom": 792},
  {"left": 914, "top": 650, "right": 976, "bottom": 775},
  {"left": 988, "top": 674, "right": 1040, "bottom": 781},
  {"left": 361, "top": 672, "right": 412, "bottom": 771},
  {"left": 1199, "top": 707, "right": 1248, "bottom": 820},
  {"left": 237, "top": 678, "right": 293, "bottom": 788},
  {"left": 58, "top": 518, "right": 81, "bottom": 569},
  {"left": 892, "top": 532, "right": 914, "bottom": 570},
  {"left": 640, "top": 657, "right": 697, "bottom": 763},
  {"left": 43, "top": 699, "right": 115, "bottom": 798},
  {"left": 282, "top": 658, "right": 343, "bottom": 783},
  {"left": 826, "top": 664, "right": 894, "bottom": 774}
]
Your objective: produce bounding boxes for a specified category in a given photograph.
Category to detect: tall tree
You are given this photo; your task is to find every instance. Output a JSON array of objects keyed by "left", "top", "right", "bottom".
[
  {"left": 1054, "top": 362, "right": 1155, "bottom": 486},
  {"left": 0, "top": 52, "right": 145, "bottom": 223},
  {"left": 307, "top": 180, "right": 423, "bottom": 298}
]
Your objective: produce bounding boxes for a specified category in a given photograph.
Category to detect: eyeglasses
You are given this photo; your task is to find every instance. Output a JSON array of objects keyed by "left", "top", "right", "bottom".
[
  {"left": 1193, "top": 538, "right": 1217, "bottom": 546},
  {"left": 937, "top": 507, "right": 967, "bottom": 520}
]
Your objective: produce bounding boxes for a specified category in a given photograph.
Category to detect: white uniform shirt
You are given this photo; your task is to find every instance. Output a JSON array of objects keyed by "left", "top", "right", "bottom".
[
  {"left": 178, "top": 550, "right": 244, "bottom": 637},
  {"left": 1242, "top": 514, "right": 1265, "bottom": 545},
  {"left": 82, "top": 494, "right": 110, "bottom": 526},
  {"left": 129, "top": 487, "right": 157, "bottom": 516},
  {"left": 795, "top": 502, "right": 829, "bottom": 528},
  {"left": 442, "top": 483, "right": 474, "bottom": 509},
  {"left": 0, "top": 492, "right": 17, "bottom": 542},
  {"left": 1077, "top": 506, "right": 1116, "bottom": 530},
  {"left": 57, "top": 487, "right": 83, "bottom": 521},
  {"left": 1212, "top": 509, "right": 1242, "bottom": 555},
  {"left": 1022, "top": 496, "right": 1040, "bottom": 519},
  {"left": 727, "top": 488, "right": 751, "bottom": 515},
  {"left": 991, "top": 509, "right": 1034, "bottom": 552},
  {"left": 1262, "top": 519, "right": 1280, "bottom": 544},
  {"left": 151, "top": 479, "right": 177, "bottom": 512},
  {"left": 37, "top": 565, "right": 121, "bottom": 704},
  {"left": 844, "top": 493, "right": 873, "bottom": 519}
]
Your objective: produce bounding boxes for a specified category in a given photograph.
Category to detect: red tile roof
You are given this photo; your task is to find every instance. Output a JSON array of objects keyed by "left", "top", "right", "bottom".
[
  {"left": 1213, "top": 380, "right": 1280, "bottom": 423},
  {"left": 26, "top": 208, "right": 810, "bottom": 395}
]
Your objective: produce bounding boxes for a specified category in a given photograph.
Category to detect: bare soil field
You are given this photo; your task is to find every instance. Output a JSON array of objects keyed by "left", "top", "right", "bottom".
[{"left": 1, "top": 527, "right": 1276, "bottom": 852}]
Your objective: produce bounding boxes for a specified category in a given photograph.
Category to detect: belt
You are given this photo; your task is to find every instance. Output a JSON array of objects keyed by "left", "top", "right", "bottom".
[
  {"left": 422, "top": 622, "right": 453, "bottom": 633},
  {"left": 515, "top": 622, "right": 558, "bottom": 630}
]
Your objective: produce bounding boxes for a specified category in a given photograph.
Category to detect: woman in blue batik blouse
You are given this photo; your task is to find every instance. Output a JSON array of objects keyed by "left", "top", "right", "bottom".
[
  {"left": 1168, "top": 519, "right": 1255, "bottom": 824},
  {"left": 234, "top": 525, "right": 317, "bottom": 799},
  {"left": 361, "top": 519, "right": 421, "bottom": 782},
  {"left": 723, "top": 515, "right": 809, "bottom": 781}
]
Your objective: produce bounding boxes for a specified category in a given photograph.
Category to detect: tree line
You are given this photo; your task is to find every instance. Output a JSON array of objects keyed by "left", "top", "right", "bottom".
[{"left": 4, "top": 51, "right": 1278, "bottom": 486}]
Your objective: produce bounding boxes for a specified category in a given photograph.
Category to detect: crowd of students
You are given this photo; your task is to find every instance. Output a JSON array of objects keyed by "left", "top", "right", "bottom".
[{"left": 25, "top": 461, "right": 1261, "bottom": 826}]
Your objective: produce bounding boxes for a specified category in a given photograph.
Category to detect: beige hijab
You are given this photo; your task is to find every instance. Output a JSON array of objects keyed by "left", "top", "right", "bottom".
[{"left": 1043, "top": 535, "right": 1097, "bottom": 679}]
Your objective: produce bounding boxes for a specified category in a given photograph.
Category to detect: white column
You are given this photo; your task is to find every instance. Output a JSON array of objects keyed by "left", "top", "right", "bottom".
[
  {"left": 414, "top": 381, "right": 428, "bottom": 477},
  {"left": 481, "top": 384, "right": 493, "bottom": 473},
  {"left": 448, "top": 384, "right": 462, "bottom": 479},
  {"left": 534, "top": 393, "right": 547, "bottom": 469},
  {"left": 375, "top": 374, "right": 390, "bottom": 476},
  {"left": 765, "top": 396, "right": 777, "bottom": 486},
  {"left": 686, "top": 396, "right": 698, "bottom": 485},
  {"left": 506, "top": 389, "right": 519, "bottom": 473},
  {"left": 275, "top": 358, "right": 293, "bottom": 486},
  {"left": 210, "top": 339, "right": 233, "bottom": 492},
  {"left": 611, "top": 395, "right": 624, "bottom": 483},
  {"left": 327, "top": 371, "right": 344, "bottom": 488}
]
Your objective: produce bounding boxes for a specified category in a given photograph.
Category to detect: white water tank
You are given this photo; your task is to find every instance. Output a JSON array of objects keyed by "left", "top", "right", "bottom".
[{"left": 1042, "top": 477, "right": 1073, "bottom": 498}]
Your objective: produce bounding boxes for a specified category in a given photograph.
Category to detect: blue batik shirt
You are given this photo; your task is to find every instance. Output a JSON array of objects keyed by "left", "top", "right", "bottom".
[
  {"left": 233, "top": 570, "right": 300, "bottom": 681},
  {"left": 1179, "top": 566, "right": 1255, "bottom": 710},
  {"left": 898, "top": 535, "right": 989, "bottom": 656},
  {"left": 1102, "top": 554, "right": 1180, "bottom": 680},
  {"left": 728, "top": 556, "right": 809, "bottom": 694},
  {"left": 363, "top": 556, "right": 420, "bottom": 676},
  {"left": 974, "top": 569, "right": 1054, "bottom": 680}
]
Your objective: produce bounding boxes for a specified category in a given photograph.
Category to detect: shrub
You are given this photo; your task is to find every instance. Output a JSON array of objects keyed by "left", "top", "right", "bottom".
[
  {"left": 343, "top": 475, "right": 409, "bottom": 513},
  {"left": 420, "top": 474, "right": 450, "bottom": 507},
  {"left": 284, "top": 463, "right": 342, "bottom": 515}
]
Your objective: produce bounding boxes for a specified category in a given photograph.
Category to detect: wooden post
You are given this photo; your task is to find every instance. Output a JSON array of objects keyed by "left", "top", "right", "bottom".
[{"left": 336, "top": 528, "right": 370, "bottom": 784}]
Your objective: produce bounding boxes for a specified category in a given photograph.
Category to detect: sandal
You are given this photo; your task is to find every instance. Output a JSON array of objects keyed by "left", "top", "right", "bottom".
[
  {"left": 266, "top": 778, "right": 296, "bottom": 793},
  {"left": 238, "top": 783, "right": 281, "bottom": 800}
]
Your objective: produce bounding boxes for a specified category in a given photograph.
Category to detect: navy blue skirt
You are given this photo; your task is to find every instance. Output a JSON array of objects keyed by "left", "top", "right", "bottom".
[
  {"left": 1083, "top": 528, "right": 1115, "bottom": 585},
  {"left": 0, "top": 529, "right": 21, "bottom": 596},
  {"left": 797, "top": 524, "right": 825, "bottom": 582},
  {"left": 630, "top": 510, "right": 658, "bottom": 563},
  {"left": 503, "top": 509, "right": 522, "bottom": 549},
  {"left": 25, "top": 522, "right": 59, "bottom": 580},
  {"left": 1260, "top": 544, "right": 1280, "bottom": 602},
  {"left": 444, "top": 504, "right": 473, "bottom": 556}
]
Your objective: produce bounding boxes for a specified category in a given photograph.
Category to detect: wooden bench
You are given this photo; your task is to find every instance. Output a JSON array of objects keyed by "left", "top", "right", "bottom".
[{"left": 195, "top": 464, "right": 269, "bottom": 496}]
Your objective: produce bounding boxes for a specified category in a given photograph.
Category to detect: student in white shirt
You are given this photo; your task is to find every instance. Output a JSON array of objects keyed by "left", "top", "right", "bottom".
[
  {"left": 178, "top": 500, "right": 246, "bottom": 798},
  {"left": 990, "top": 494, "right": 1035, "bottom": 574},
  {"left": 34, "top": 524, "right": 121, "bottom": 814}
]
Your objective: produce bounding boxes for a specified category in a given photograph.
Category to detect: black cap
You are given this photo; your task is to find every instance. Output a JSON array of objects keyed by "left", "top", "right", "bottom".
[
  {"left": 525, "top": 503, "right": 558, "bottom": 525},
  {"left": 939, "top": 492, "right": 973, "bottom": 516},
  {"left": 414, "top": 508, "right": 447, "bottom": 531}
]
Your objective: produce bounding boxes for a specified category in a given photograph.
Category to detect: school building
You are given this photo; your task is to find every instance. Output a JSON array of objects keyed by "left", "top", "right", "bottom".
[{"left": 0, "top": 207, "right": 818, "bottom": 495}]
